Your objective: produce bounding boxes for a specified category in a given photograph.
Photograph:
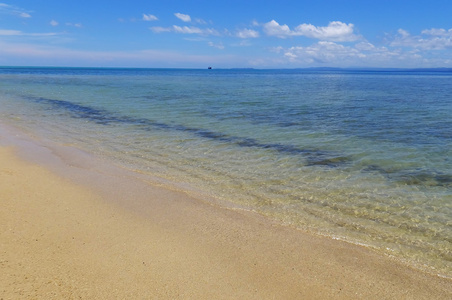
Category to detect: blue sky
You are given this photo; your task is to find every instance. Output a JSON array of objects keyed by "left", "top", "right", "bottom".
[{"left": 1, "top": 0, "right": 452, "bottom": 68}]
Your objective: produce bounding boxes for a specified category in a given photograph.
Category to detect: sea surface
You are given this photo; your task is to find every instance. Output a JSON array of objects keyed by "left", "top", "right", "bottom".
[{"left": 1, "top": 67, "right": 451, "bottom": 276}]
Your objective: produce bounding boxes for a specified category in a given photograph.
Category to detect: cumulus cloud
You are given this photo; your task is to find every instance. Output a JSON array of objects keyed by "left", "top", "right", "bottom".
[
  {"left": 263, "top": 20, "right": 292, "bottom": 38},
  {"left": 390, "top": 28, "right": 452, "bottom": 50},
  {"left": 295, "top": 21, "right": 357, "bottom": 41},
  {"left": 263, "top": 20, "right": 358, "bottom": 41},
  {"left": 284, "top": 41, "right": 361, "bottom": 64},
  {"left": 50, "top": 20, "right": 59, "bottom": 26},
  {"left": 143, "top": 14, "right": 158, "bottom": 21},
  {"left": 175, "top": 13, "right": 191, "bottom": 22},
  {"left": 397, "top": 29, "right": 410, "bottom": 38},
  {"left": 421, "top": 28, "right": 452, "bottom": 36},
  {"left": 354, "top": 42, "right": 375, "bottom": 51},
  {"left": 267, "top": 25, "right": 452, "bottom": 67},
  {"left": 236, "top": 28, "right": 259, "bottom": 39},
  {"left": 280, "top": 41, "right": 402, "bottom": 66}
]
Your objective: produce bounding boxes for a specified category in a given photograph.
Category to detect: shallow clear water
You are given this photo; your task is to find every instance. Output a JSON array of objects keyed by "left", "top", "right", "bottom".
[{"left": 1, "top": 67, "right": 451, "bottom": 276}]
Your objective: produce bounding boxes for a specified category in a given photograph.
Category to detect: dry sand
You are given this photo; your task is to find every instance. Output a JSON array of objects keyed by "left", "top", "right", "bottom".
[{"left": 1, "top": 131, "right": 452, "bottom": 299}]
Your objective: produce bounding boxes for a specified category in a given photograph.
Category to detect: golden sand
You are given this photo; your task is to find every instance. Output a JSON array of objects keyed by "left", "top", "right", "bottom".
[{"left": 1, "top": 140, "right": 451, "bottom": 299}]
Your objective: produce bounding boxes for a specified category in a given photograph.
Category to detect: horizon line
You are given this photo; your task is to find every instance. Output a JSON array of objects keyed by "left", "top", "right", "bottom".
[{"left": 1, "top": 66, "right": 452, "bottom": 72}]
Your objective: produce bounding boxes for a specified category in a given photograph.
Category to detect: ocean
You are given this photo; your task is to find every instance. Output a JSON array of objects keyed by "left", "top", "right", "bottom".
[{"left": 1, "top": 67, "right": 451, "bottom": 277}]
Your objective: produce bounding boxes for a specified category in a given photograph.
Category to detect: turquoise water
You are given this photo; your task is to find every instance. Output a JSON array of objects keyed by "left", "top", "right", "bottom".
[{"left": 1, "top": 67, "right": 451, "bottom": 276}]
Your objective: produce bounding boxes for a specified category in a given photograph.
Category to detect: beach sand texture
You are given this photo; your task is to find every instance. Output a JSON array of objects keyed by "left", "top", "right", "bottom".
[{"left": 1, "top": 138, "right": 452, "bottom": 299}]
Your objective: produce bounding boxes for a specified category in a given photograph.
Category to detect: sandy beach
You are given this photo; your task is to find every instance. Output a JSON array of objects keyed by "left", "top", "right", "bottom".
[{"left": 1, "top": 129, "right": 452, "bottom": 299}]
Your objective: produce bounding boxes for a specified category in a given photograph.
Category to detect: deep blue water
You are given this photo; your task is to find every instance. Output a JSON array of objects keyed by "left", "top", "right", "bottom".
[{"left": 1, "top": 67, "right": 451, "bottom": 276}]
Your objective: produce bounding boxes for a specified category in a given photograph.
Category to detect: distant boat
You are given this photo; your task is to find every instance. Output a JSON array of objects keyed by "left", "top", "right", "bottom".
[{"left": 208, "top": 67, "right": 212, "bottom": 69}]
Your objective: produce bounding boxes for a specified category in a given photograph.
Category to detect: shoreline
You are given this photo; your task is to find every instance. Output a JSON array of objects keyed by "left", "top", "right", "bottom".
[{"left": 1, "top": 124, "right": 452, "bottom": 299}]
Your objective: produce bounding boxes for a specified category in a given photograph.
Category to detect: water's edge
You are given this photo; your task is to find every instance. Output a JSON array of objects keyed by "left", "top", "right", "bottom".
[{"left": 1, "top": 121, "right": 450, "bottom": 280}]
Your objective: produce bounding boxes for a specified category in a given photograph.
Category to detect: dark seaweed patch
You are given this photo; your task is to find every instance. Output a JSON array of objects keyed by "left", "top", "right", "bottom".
[
  {"left": 306, "top": 156, "right": 350, "bottom": 167},
  {"left": 32, "top": 97, "right": 125, "bottom": 125},
  {"left": 363, "top": 164, "right": 452, "bottom": 188},
  {"left": 397, "top": 172, "right": 452, "bottom": 187},
  {"left": 28, "top": 96, "right": 351, "bottom": 167}
]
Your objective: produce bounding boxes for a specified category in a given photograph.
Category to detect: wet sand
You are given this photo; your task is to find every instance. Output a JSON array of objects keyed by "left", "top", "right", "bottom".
[{"left": 1, "top": 129, "right": 451, "bottom": 299}]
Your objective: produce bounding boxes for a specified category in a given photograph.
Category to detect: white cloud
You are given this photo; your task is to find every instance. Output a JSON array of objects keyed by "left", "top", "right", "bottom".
[
  {"left": 269, "top": 46, "right": 284, "bottom": 53},
  {"left": 236, "top": 28, "right": 259, "bottom": 39},
  {"left": 295, "top": 21, "right": 357, "bottom": 42},
  {"left": 263, "top": 20, "right": 358, "bottom": 41},
  {"left": 150, "top": 26, "right": 172, "bottom": 33},
  {"left": 173, "top": 25, "right": 202, "bottom": 34},
  {"left": 397, "top": 29, "right": 410, "bottom": 37},
  {"left": 263, "top": 26, "right": 452, "bottom": 67},
  {"left": 195, "top": 18, "right": 207, "bottom": 25},
  {"left": 0, "top": 3, "right": 31, "bottom": 18},
  {"left": 421, "top": 28, "right": 452, "bottom": 36},
  {"left": 263, "top": 20, "right": 292, "bottom": 38},
  {"left": 284, "top": 41, "right": 361, "bottom": 64},
  {"left": 143, "top": 14, "right": 158, "bottom": 21},
  {"left": 0, "top": 40, "right": 241, "bottom": 68},
  {"left": 0, "top": 29, "right": 58, "bottom": 37},
  {"left": 237, "top": 40, "right": 252, "bottom": 47},
  {"left": 20, "top": 12, "right": 31, "bottom": 18},
  {"left": 175, "top": 13, "right": 191, "bottom": 22},
  {"left": 50, "top": 20, "right": 59, "bottom": 26},
  {"left": 280, "top": 41, "right": 404, "bottom": 66},
  {"left": 66, "top": 22, "right": 83, "bottom": 28},
  {"left": 208, "top": 41, "right": 224, "bottom": 49},
  {"left": 276, "top": 39, "right": 452, "bottom": 68},
  {"left": 354, "top": 42, "right": 375, "bottom": 51},
  {"left": 151, "top": 25, "right": 219, "bottom": 36},
  {"left": 390, "top": 28, "right": 452, "bottom": 50},
  {"left": 0, "top": 29, "right": 22, "bottom": 36}
]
